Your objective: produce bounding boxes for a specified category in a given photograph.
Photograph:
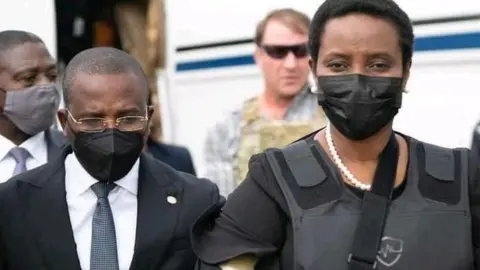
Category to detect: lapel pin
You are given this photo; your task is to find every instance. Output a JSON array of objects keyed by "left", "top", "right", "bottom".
[{"left": 167, "top": 196, "right": 177, "bottom": 204}]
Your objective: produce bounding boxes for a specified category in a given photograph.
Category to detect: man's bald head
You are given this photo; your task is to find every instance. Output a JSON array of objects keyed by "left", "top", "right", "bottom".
[
  {"left": 62, "top": 47, "right": 149, "bottom": 106},
  {"left": 0, "top": 30, "right": 45, "bottom": 69},
  {"left": 0, "top": 30, "right": 43, "bottom": 52}
]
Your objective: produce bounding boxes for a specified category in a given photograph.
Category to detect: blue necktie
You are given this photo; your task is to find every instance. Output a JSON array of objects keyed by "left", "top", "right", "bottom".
[
  {"left": 9, "top": 147, "right": 30, "bottom": 176},
  {"left": 90, "top": 182, "right": 119, "bottom": 270}
]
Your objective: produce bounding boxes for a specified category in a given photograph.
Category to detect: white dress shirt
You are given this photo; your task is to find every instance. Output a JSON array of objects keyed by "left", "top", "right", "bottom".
[
  {"left": 65, "top": 153, "right": 139, "bottom": 270},
  {"left": 0, "top": 132, "right": 48, "bottom": 183}
]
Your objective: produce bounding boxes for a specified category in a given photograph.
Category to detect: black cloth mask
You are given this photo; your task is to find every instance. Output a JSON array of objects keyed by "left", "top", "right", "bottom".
[
  {"left": 317, "top": 74, "right": 403, "bottom": 140},
  {"left": 71, "top": 128, "right": 145, "bottom": 182}
]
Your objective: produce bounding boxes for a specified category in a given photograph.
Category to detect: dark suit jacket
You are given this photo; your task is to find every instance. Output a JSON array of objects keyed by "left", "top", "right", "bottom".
[
  {"left": 146, "top": 139, "right": 196, "bottom": 175},
  {"left": 0, "top": 145, "right": 222, "bottom": 270},
  {"left": 45, "top": 129, "right": 67, "bottom": 161}
]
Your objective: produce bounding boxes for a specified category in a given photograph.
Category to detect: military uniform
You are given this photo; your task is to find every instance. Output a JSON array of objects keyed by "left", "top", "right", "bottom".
[
  {"left": 233, "top": 96, "right": 327, "bottom": 186},
  {"left": 203, "top": 88, "right": 327, "bottom": 196}
]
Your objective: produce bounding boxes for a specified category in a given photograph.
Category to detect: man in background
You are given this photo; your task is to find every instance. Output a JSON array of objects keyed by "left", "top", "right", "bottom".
[
  {"left": 0, "top": 30, "right": 65, "bottom": 183},
  {"left": 203, "top": 9, "right": 327, "bottom": 196}
]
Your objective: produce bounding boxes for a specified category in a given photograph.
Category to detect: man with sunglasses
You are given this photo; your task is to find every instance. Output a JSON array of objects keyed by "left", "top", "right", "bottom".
[
  {"left": 0, "top": 47, "right": 222, "bottom": 270},
  {"left": 204, "top": 8, "right": 327, "bottom": 196}
]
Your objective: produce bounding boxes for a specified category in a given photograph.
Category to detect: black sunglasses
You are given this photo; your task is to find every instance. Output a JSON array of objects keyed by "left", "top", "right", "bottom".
[{"left": 261, "top": 43, "right": 308, "bottom": 59}]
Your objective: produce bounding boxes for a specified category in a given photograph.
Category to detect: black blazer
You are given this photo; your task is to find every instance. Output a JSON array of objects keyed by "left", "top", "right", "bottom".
[
  {"left": 0, "top": 145, "right": 222, "bottom": 270},
  {"left": 146, "top": 140, "right": 196, "bottom": 175}
]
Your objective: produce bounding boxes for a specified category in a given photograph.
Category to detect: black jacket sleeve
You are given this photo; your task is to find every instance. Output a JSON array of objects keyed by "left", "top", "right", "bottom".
[{"left": 191, "top": 153, "right": 289, "bottom": 265}]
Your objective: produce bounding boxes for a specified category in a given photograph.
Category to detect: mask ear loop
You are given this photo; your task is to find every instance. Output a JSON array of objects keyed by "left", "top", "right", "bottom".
[
  {"left": 400, "top": 68, "right": 409, "bottom": 93},
  {"left": 65, "top": 114, "right": 79, "bottom": 136},
  {"left": 308, "top": 72, "right": 320, "bottom": 94},
  {"left": 143, "top": 108, "right": 154, "bottom": 144},
  {"left": 309, "top": 73, "right": 327, "bottom": 107}
]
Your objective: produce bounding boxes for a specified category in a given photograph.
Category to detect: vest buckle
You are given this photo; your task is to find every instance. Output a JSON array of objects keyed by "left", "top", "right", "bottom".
[{"left": 347, "top": 253, "right": 378, "bottom": 269}]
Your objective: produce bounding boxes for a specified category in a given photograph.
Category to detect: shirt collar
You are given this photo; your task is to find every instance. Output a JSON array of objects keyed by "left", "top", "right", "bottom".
[
  {"left": 66, "top": 153, "right": 139, "bottom": 197},
  {"left": 0, "top": 131, "right": 47, "bottom": 162}
]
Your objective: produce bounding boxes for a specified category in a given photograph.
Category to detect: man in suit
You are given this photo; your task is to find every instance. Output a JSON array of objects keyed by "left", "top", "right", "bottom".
[
  {"left": 0, "top": 30, "right": 65, "bottom": 183},
  {"left": 0, "top": 47, "right": 222, "bottom": 270}
]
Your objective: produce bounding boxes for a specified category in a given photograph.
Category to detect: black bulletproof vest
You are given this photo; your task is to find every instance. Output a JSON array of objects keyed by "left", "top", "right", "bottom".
[{"left": 265, "top": 136, "right": 473, "bottom": 270}]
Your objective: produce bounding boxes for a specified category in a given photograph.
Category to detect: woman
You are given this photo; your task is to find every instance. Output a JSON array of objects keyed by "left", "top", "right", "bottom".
[{"left": 192, "top": 0, "right": 480, "bottom": 269}]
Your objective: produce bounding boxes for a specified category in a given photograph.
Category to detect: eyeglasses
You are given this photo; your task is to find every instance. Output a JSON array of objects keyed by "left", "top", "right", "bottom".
[
  {"left": 67, "top": 110, "right": 148, "bottom": 133},
  {"left": 261, "top": 43, "right": 308, "bottom": 59}
]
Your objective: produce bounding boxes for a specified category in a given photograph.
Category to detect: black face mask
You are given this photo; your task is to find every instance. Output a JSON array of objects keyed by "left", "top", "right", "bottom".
[
  {"left": 71, "top": 128, "right": 145, "bottom": 182},
  {"left": 317, "top": 74, "right": 403, "bottom": 140}
]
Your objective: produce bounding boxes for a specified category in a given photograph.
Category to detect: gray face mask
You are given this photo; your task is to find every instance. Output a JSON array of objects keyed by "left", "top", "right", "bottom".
[{"left": 1, "top": 83, "right": 59, "bottom": 135}]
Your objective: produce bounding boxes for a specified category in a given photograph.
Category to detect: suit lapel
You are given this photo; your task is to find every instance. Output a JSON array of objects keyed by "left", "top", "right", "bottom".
[
  {"left": 25, "top": 146, "right": 81, "bottom": 269},
  {"left": 45, "top": 129, "right": 67, "bottom": 162},
  {"left": 130, "top": 154, "right": 182, "bottom": 269}
]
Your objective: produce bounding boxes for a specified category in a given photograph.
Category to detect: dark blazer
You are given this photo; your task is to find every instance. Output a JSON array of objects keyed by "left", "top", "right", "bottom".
[
  {"left": 0, "top": 145, "right": 222, "bottom": 270},
  {"left": 45, "top": 129, "right": 67, "bottom": 161},
  {"left": 146, "top": 139, "right": 196, "bottom": 175}
]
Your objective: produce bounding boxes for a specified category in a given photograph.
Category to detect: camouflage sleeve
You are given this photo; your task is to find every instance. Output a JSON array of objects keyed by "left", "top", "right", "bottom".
[{"left": 203, "top": 109, "right": 242, "bottom": 197}]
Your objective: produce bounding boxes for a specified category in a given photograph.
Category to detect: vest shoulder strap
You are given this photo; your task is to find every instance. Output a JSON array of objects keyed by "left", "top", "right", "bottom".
[
  {"left": 423, "top": 142, "right": 456, "bottom": 182},
  {"left": 277, "top": 140, "right": 326, "bottom": 187}
]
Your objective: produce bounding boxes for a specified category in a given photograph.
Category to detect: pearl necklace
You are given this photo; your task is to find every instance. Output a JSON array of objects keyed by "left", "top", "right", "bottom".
[{"left": 325, "top": 123, "right": 371, "bottom": 191}]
